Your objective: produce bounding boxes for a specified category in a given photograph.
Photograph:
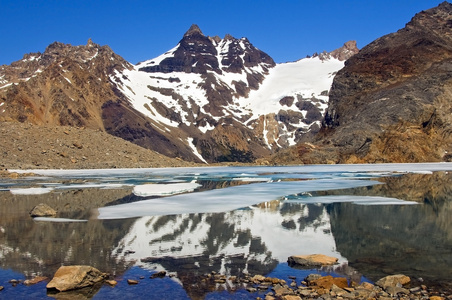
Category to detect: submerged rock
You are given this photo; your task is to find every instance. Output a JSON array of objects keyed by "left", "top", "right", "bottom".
[
  {"left": 29, "top": 203, "right": 57, "bottom": 217},
  {"left": 46, "top": 265, "right": 106, "bottom": 292}
]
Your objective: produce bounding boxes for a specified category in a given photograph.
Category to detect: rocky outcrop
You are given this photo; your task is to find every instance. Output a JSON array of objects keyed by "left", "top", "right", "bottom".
[
  {"left": 297, "top": 1, "right": 452, "bottom": 164},
  {"left": 46, "top": 265, "right": 107, "bottom": 292}
]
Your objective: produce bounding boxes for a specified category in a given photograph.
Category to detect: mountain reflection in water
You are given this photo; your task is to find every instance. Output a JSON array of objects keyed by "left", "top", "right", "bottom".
[{"left": 0, "top": 164, "right": 452, "bottom": 298}]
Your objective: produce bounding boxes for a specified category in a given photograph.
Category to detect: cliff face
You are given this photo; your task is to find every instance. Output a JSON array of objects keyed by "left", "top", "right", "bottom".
[{"left": 291, "top": 2, "right": 452, "bottom": 164}]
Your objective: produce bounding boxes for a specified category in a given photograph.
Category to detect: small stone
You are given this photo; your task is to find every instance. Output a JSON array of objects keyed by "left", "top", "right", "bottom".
[
  {"left": 24, "top": 276, "right": 47, "bottom": 285},
  {"left": 281, "top": 295, "right": 302, "bottom": 300},
  {"left": 251, "top": 275, "right": 266, "bottom": 282},
  {"left": 106, "top": 280, "right": 117, "bottom": 286},
  {"left": 150, "top": 271, "right": 166, "bottom": 279},
  {"left": 430, "top": 297, "right": 445, "bottom": 300},
  {"left": 127, "top": 279, "right": 139, "bottom": 285},
  {"left": 0, "top": 286, "right": 3, "bottom": 291},
  {"left": 410, "top": 286, "right": 421, "bottom": 293},
  {"left": 246, "top": 287, "right": 257, "bottom": 293}
]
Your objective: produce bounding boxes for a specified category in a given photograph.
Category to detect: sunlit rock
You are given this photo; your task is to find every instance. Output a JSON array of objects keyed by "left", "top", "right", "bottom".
[
  {"left": 46, "top": 265, "right": 106, "bottom": 292},
  {"left": 287, "top": 254, "right": 338, "bottom": 267}
]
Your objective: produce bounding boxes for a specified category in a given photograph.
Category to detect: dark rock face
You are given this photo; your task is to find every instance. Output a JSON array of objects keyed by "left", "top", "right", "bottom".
[
  {"left": 310, "top": 2, "right": 452, "bottom": 163},
  {"left": 139, "top": 25, "right": 220, "bottom": 74}
]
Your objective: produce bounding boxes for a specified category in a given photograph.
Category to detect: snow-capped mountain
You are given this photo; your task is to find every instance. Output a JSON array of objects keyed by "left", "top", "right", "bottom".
[{"left": 0, "top": 24, "right": 358, "bottom": 163}]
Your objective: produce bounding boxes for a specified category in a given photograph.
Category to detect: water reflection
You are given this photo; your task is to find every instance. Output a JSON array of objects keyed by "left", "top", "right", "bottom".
[{"left": 0, "top": 166, "right": 452, "bottom": 298}]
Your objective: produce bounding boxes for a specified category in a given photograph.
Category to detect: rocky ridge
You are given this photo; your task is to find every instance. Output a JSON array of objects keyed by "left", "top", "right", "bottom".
[
  {"left": 284, "top": 1, "right": 452, "bottom": 164},
  {"left": 1, "top": 24, "right": 357, "bottom": 165}
]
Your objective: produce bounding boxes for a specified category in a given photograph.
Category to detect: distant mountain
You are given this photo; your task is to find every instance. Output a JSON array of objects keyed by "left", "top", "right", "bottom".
[
  {"left": 280, "top": 1, "right": 452, "bottom": 164},
  {"left": 0, "top": 24, "right": 357, "bottom": 164}
]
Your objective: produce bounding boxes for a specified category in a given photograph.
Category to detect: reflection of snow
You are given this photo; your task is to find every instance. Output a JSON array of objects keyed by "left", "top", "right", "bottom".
[
  {"left": 133, "top": 181, "right": 201, "bottom": 197},
  {"left": 112, "top": 202, "right": 346, "bottom": 273}
]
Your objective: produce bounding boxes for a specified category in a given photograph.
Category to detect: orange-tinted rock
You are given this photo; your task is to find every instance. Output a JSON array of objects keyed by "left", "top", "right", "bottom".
[{"left": 288, "top": 254, "right": 338, "bottom": 267}]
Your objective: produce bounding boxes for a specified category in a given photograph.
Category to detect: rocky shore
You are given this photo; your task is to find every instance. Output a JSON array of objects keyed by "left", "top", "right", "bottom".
[{"left": 2, "top": 269, "right": 451, "bottom": 299}]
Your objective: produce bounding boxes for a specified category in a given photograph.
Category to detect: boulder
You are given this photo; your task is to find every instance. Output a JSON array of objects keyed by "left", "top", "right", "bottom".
[
  {"left": 288, "top": 254, "right": 338, "bottom": 267},
  {"left": 30, "top": 203, "right": 57, "bottom": 217},
  {"left": 46, "top": 265, "right": 106, "bottom": 292},
  {"left": 375, "top": 274, "right": 411, "bottom": 289}
]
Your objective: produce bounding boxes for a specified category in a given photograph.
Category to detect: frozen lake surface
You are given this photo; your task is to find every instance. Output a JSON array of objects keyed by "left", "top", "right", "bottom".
[{"left": 2, "top": 163, "right": 452, "bottom": 298}]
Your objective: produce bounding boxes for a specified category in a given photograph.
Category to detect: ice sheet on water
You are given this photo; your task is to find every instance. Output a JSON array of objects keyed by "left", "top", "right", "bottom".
[
  {"left": 11, "top": 162, "right": 452, "bottom": 179},
  {"left": 97, "top": 179, "right": 383, "bottom": 219},
  {"left": 133, "top": 182, "right": 201, "bottom": 197},
  {"left": 288, "top": 195, "right": 418, "bottom": 205},
  {"left": 9, "top": 187, "right": 54, "bottom": 195},
  {"left": 32, "top": 217, "right": 88, "bottom": 222}
]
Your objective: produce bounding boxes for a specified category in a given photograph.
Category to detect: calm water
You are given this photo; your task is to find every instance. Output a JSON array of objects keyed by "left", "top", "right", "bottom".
[{"left": 1, "top": 163, "right": 452, "bottom": 299}]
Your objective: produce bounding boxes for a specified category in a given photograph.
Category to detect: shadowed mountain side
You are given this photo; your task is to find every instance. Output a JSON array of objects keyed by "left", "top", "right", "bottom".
[{"left": 276, "top": 2, "right": 452, "bottom": 164}]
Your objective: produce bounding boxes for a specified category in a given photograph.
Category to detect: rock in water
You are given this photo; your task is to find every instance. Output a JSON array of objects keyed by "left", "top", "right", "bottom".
[
  {"left": 29, "top": 203, "right": 57, "bottom": 217},
  {"left": 375, "top": 274, "right": 411, "bottom": 289},
  {"left": 46, "top": 265, "right": 106, "bottom": 292},
  {"left": 288, "top": 254, "right": 338, "bottom": 267}
]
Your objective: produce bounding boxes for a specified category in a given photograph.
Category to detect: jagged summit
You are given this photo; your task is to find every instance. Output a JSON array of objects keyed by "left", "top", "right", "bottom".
[{"left": 184, "top": 24, "right": 204, "bottom": 37}]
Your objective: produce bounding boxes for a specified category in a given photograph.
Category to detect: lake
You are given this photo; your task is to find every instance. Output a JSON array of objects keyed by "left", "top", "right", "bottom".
[{"left": 1, "top": 163, "right": 452, "bottom": 299}]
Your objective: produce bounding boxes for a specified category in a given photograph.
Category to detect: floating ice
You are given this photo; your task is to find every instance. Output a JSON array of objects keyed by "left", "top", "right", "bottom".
[
  {"left": 133, "top": 181, "right": 201, "bottom": 197},
  {"left": 32, "top": 217, "right": 88, "bottom": 222},
  {"left": 9, "top": 187, "right": 54, "bottom": 195},
  {"left": 97, "top": 179, "right": 383, "bottom": 219}
]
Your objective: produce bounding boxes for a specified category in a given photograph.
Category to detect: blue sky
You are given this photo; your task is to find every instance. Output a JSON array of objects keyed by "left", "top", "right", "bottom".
[{"left": 0, "top": 0, "right": 443, "bottom": 65}]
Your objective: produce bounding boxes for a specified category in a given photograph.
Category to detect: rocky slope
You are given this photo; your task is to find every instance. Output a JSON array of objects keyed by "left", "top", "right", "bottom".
[
  {"left": 0, "top": 122, "right": 196, "bottom": 169},
  {"left": 0, "top": 24, "right": 357, "bottom": 165},
  {"left": 286, "top": 1, "right": 452, "bottom": 164}
]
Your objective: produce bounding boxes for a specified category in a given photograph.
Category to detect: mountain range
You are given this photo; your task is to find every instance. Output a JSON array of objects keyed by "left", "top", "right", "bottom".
[{"left": 1, "top": 2, "right": 451, "bottom": 166}]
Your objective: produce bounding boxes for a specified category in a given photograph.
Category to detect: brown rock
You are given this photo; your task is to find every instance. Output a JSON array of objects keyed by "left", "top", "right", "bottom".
[
  {"left": 46, "top": 265, "right": 106, "bottom": 292},
  {"left": 127, "top": 279, "right": 139, "bottom": 285},
  {"left": 30, "top": 203, "right": 57, "bottom": 217},
  {"left": 375, "top": 274, "right": 411, "bottom": 289},
  {"left": 288, "top": 254, "right": 338, "bottom": 267},
  {"left": 282, "top": 295, "right": 302, "bottom": 300},
  {"left": 150, "top": 271, "right": 166, "bottom": 279},
  {"left": 24, "top": 276, "right": 47, "bottom": 285},
  {"left": 310, "top": 275, "right": 349, "bottom": 290},
  {"left": 105, "top": 280, "right": 117, "bottom": 286}
]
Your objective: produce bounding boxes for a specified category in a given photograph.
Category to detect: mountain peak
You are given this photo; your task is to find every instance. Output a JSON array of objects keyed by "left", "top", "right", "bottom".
[
  {"left": 330, "top": 40, "right": 359, "bottom": 61},
  {"left": 184, "top": 24, "right": 204, "bottom": 37}
]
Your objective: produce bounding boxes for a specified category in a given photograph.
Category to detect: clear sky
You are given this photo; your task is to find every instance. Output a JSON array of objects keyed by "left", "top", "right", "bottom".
[{"left": 0, "top": 0, "right": 444, "bottom": 65}]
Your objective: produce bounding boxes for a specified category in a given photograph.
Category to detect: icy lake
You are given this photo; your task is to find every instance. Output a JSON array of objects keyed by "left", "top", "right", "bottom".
[{"left": 1, "top": 163, "right": 452, "bottom": 299}]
